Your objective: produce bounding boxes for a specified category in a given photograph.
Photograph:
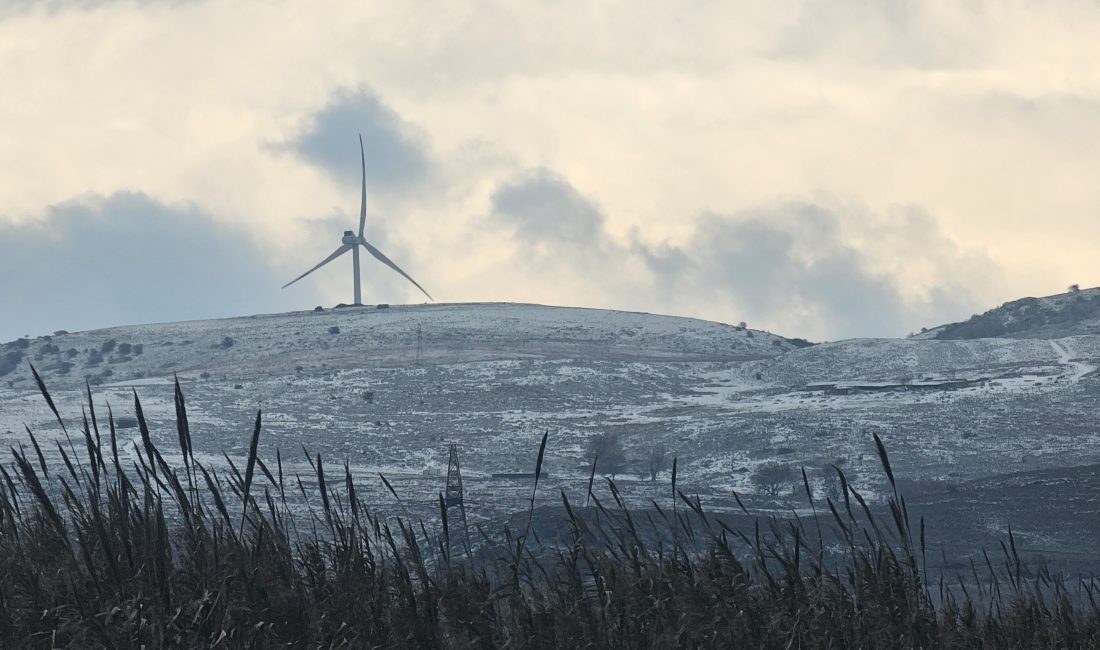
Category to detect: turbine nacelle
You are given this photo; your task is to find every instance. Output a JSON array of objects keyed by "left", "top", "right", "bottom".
[{"left": 341, "top": 231, "right": 357, "bottom": 245}]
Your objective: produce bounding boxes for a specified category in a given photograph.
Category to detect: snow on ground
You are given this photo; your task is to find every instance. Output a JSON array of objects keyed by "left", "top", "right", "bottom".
[{"left": 3, "top": 303, "right": 1100, "bottom": 521}]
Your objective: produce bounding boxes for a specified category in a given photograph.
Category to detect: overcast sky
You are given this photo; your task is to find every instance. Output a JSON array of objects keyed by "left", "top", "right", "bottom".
[{"left": 2, "top": 1, "right": 1098, "bottom": 342}]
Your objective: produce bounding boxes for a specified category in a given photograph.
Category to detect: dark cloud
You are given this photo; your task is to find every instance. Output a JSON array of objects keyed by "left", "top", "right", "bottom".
[
  {"left": 647, "top": 207, "right": 913, "bottom": 338},
  {"left": 490, "top": 169, "right": 606, "bottom": 244},
  {"left": 0, "top": 192, "right": 303, "bottom": 342},
  {"left": 281, "top": 87, "right": 431, "bottom": 191}
]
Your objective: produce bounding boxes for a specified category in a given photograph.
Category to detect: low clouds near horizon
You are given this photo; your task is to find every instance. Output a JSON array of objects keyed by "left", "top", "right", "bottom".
[
  {"left": 487, "top": 169, "right": 993, "bottom": 340},
  {"left": 0, "top": 170, "right": 993, "bottom": 343},
  {"left": 0, "top": 192, "right": 300, "bottom": 341}
]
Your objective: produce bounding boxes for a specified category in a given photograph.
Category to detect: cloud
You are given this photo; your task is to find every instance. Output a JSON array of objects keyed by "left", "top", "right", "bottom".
[
  {"left": 0, "top": 192, "right": 303, "bottom": 342},
  {"left": 0, "top": 0, "right": 192, "bottom": 18},
  {"left": 645, "top": 202, "right": 998, "bottom": 339},
  {"left": 280, "top": 87, "right": 432, "bottom": 191},
  {"left": 481, "top": 170, "right": 995, "bottom": 340},
  {"left": 2, "top": 2, "right": 1091, "bottom": 340},
  {"left": 490, "top": 169, "right": 606, "bottom": 245},
  {"left": 768, "top": 2, "right": 984, "bottom": 69},
  {"left": 647, "top": 208, "right": 905, "bottom": 338}
]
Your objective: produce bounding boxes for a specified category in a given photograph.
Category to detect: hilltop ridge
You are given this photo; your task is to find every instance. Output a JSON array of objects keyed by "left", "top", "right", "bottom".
[
  {"left": 0, "top": 302, "right": 802, "bottom": 391},
  {"left": 915, "top": 286, "right": 1100, "bottom": 340}
]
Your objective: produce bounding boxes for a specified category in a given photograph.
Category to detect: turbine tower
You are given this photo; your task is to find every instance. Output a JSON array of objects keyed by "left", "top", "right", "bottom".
[{"left": 282, "top": 134, "right": 433, "bottom": 306}]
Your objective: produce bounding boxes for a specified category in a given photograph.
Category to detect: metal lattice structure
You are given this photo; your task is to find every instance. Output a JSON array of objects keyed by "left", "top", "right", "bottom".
[{"left": 444, "top": 444, "right": 470, "bottom": 553}]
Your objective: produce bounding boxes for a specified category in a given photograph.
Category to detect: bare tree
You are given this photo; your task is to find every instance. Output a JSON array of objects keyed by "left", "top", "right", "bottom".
[
  {"left": 752, "top": 462, "right": 795, "bottom": 497},
  {"left": 637, "top": 444, "right": 669, "bottom": 481},
  {"left": 586, "top": 432, "right": 627, "bottom": 479}
]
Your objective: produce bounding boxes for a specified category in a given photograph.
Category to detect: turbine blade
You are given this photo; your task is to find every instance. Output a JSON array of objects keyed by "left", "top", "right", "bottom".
[
  {"left": 358, "top": 133, "right": 367, "bottom": 238},
  {"left": 359, "top": 240, "right": 434, "bottom": 301},
  {"left": 282, "top": 244, "right": 352, "bottom": 289}
]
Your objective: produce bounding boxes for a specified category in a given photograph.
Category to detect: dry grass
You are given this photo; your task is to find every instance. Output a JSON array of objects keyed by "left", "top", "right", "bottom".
[{"left": 0, "top": 368, "right": 1097, "bottom": 648}]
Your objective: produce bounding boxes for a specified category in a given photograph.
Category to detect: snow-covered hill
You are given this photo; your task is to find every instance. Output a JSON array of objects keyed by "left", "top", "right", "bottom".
[
  {"left": 0, "top": 303, "right": 798, "bottom": 392},
  {"left": 2, "top": 301, "right": 1099, "bottom": 541},
  {"left": 915, "top": 286, "right": 1100, "bottom": 339}
]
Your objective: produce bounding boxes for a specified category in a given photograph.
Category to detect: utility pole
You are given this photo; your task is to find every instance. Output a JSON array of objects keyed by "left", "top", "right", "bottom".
[
  {"left": 416, "top": 324, "right": 423, "bottom": 364},
  {"left": 444, "top": 444, "right": 470, "bottom": 554}
]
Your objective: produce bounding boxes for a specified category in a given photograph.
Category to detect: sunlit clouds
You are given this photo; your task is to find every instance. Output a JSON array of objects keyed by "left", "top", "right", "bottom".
[{"left": 2, "top": 1, "right": 1099, "bottom": 341}]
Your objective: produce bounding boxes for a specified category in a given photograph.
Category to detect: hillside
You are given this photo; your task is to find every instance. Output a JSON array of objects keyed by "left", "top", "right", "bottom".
[
  {"left": 0, "top": 303, "right": 806, "bottom": 514},
  {"left": 2, "top": 300, "right": 1100, "bottom": 568},
  {"left": 916, "top": 286, "right": 1100, "bottom": 339}
]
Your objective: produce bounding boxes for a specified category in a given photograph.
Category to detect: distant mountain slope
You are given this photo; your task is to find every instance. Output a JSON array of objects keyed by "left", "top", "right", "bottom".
[{"left": 916, "top": 287, "right": 1100, "bottom": 340}]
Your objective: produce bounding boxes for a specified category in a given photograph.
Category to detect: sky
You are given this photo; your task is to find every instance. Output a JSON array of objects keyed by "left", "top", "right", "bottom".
[{"left": 1, "top": 1, "right": 1098, "bottom": 342}]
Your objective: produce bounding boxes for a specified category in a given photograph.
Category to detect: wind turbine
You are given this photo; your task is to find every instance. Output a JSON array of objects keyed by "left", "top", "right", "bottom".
[{"left": 282, "top": 134, "right": 433, "bottom": 306}]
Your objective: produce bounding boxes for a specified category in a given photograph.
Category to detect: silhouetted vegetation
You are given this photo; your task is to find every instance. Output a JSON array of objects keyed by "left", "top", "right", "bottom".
[
  {"left": 752, "top": 461, "right": 796, "bottom": 497},
  {"left": 585, "top": 431, "right": 627, "bottom": 479},
  {"left": 1, "top": 370, "right": 1098, "bottom": 648}
]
